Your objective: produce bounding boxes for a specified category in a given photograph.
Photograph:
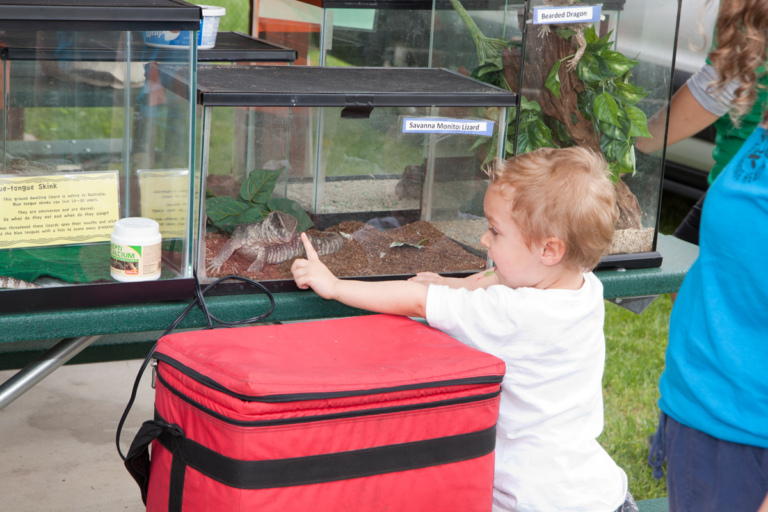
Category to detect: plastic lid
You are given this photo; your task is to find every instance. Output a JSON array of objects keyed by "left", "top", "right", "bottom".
[
  {"left": 0, "top": 0, "right": 201, "bottom": 32},
  {"left": 198, "top": 4, "right": 225, "bottom": 16},
  {"left": 113, "top": 217, "right": 160, "bottom": 238}
]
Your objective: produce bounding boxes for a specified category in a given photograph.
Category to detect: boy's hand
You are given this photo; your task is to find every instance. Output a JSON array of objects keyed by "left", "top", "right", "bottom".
[
  {"left": 408, "top": 268, "right": 499, "bottom": 290},
  {"left": 294, "top": 233, "right": 428, "bottom": 317},
  {"left": 291, "top": 233, "right": 339, "bottom": 299}
]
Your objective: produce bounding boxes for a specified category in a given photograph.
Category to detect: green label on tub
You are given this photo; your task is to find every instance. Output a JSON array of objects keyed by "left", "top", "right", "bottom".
[
  {"left": 110, "top": 242, "right": 161, "bottom": 278},
  {"left": 111, "top": 244, "right": 141, "bottom": 262}
]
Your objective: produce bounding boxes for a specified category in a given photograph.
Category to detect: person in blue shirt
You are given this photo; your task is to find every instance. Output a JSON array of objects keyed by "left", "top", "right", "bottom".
[
  {"left": 647, "top": 1, "right": 768, "bottom": 510},
  {"left": 636, "top": 16, "right": 768, "bottom": 250}
]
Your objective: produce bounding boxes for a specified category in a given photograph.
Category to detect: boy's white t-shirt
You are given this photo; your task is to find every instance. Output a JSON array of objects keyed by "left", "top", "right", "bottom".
[{"left": 426, "top": 272, "right": 627, "bottom": 512}]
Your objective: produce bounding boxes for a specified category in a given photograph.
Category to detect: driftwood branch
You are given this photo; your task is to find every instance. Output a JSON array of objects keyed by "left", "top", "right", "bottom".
[{"left": 504, "top": 28, "right": 642, "bottom": 229}]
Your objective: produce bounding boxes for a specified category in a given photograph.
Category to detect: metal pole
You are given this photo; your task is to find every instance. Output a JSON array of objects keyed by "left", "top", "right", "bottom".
[{"left": 0, "top": 335, "right": 101, "bottom": 410}]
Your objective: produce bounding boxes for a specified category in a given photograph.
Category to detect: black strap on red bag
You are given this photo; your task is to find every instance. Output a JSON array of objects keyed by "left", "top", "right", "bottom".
[
  {"left": 124, "top": 419, "right": 184, "bottom": 505},
  {"left": 126, "top": 414, "right": 495, "bottom": 512},
  {"left": 116, "top": 272, "right": 275, "bottom": 503}
]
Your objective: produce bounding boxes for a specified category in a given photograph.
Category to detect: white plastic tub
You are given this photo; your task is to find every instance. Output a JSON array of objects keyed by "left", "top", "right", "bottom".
[{"left": 144, "top": 5, "right": 225, "bottom": 50}]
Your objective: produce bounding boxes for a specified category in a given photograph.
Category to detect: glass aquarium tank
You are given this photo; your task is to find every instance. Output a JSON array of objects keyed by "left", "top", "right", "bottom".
[
  {"left": 255, "top": 0, "right": 433, "bottom": 67},
  {"left": 0, "top": 1, "right": 200, "bottom": 313},
  {"left": 195, "top": 31, "right": 298, "bottom": 65},
  {"left": 446, "top": 0, "right": 677, "bottom": 269},
  {"left": 184, "top": 65, "right": 515, "bottom": 289},
  {"left": 258, "top": 0, "right": 680, "bottom": 269},
  {"left": 254, "top": 0, "right": 521, "bottom": 68}
]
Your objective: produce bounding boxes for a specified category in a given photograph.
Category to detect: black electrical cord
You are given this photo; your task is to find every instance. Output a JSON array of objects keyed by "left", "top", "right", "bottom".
[{"left": 116, "top": 270, "right": 275, "bottom": 461}]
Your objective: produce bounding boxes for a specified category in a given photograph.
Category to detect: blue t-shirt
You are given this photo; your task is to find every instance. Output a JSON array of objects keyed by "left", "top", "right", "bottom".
[{"left": 658, "top": 126, "right": 768, "bottom": 448}]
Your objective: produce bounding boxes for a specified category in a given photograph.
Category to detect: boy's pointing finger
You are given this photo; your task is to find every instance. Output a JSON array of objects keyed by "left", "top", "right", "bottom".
[{"left": 300, "top": 232, "right": 319, "bottom": 260}]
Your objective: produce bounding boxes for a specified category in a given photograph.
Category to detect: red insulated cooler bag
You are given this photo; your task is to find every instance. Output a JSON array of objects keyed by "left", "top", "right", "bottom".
[{"left": 125, "top": 314, "right": 505, "bottom": 511}]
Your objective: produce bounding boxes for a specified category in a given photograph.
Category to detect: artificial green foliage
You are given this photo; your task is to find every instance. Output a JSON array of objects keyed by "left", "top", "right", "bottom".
[
  {"left": 511, "top": 97, "right": 561, "bottom": 156},
  {"left": 205, "top": 168, "right": 313, "bottom": 234},
  {"left": 449, "top": 0, "right": 651, "bottom": 181},
  {"left": 448, "top": 0, "right": 511, "bottom": 92},
  {"left": 472, "top": 97, "right": 566, "bottom": 167},
  {"left": 546, "top": 27, "right": 651, "bottom": 179},
  {"left": 469, "top": 105, "right": 516, "bottom": 167}
]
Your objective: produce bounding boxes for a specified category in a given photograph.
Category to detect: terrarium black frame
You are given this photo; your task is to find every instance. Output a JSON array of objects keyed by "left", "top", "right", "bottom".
[
  {"left": 241, "top": 0, "right": 674, "bottom": 286},
  {"left": 469, "top": 0, "right": 671, "bottom": 271},
  {"left": 0, "top": 0, "right": 201, "bottom": 314},
  {"left": 253, "top": 0, "right": 674, "bottom": 274},
  {"left": 185, "top": 64, "right": 516, "bottom": 294}
]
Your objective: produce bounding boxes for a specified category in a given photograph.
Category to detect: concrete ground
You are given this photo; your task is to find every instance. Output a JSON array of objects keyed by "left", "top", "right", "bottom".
[
  {"left": 0, "top": 355, "right": 670, "bottom": 512},
  {"left": 0, "top": 359, "right": 154, "bottom": 512}
]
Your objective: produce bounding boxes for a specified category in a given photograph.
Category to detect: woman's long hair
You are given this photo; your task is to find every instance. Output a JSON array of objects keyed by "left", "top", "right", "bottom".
[{"left": 708, "top": 0, "right": 768, "bottom": 120}]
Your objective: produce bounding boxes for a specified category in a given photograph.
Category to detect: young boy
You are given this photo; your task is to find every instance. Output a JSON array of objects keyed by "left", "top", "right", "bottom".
[{"left": 291, "top": 146, "right": 634, "bottom": 512}]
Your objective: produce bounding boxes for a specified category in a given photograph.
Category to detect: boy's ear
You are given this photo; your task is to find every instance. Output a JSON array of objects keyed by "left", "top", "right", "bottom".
[{"left": 539, "top": 237, "right": 566, "bottom": 266}]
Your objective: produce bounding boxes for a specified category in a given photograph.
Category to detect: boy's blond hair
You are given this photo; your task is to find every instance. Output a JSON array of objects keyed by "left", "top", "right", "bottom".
[{"left": 485, "top": 146, "right": 618, "bottom": 271}]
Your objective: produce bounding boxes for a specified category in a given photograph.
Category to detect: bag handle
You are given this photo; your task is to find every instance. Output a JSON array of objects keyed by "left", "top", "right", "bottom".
[
  {"left": 115, "top": 272, "right": 275, "bottom": 462},
  {"left": 124, "top": 419, "right": 184, "bottom": 505}
]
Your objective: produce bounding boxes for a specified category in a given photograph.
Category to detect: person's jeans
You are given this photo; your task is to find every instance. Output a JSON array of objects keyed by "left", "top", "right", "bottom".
[{"left": 649, "top": 412, "right": 768, "bottom": 512}]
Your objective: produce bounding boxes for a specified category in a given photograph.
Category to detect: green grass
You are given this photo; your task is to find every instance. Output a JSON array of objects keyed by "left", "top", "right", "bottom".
[
  {"left": 598, "top": 191, "right": 697, "bottom": 500},
  {"left": 601, "top": 295, "right": 671, "bottom": 500},
  {"left": 201, "top": 0, "right": 250, "bottom": 33}
]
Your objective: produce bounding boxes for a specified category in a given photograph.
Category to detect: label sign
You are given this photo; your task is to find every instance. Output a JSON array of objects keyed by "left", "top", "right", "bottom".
[
  {"left": 533, "top": 5, "right": 601, "bottom": 25},
  {"left": 0, "top": 172, "right": 119, "bottom": 249},
  {"left": 402, "top": 118, "right": 494, "bottom": 136},
  {"left": 138, "top": 169, "right": 190, "bottom": 239}
]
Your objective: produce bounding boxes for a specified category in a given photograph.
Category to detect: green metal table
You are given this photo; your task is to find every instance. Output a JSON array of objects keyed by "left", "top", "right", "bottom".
[{"left": 0, "top": 234, "right": 698, "bottom": 408}]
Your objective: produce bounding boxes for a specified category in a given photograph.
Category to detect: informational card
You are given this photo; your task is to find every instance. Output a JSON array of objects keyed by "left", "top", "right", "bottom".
[
  {"left": 533, "top": 5, "right": 602, "bottom": 25},
  {"left": 402, "top": 118, "right": 495, "bottom": 136},
  {"left": 333, "top": 9, "right": 376, "bottom": 31},
  {"left": 138, "top": 169, "right": 190, "bottom": 239},
  {"left": 0, "top": 171, "right": 119, "bottom": 249}
]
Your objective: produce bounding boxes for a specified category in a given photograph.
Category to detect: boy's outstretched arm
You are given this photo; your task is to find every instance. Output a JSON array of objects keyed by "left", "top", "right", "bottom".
[
  {"left": 291, "top": 233, "right": 428, "bottom": 318},
  {"left": 409, "top": 268, "right": 498, "bottom": 290}
]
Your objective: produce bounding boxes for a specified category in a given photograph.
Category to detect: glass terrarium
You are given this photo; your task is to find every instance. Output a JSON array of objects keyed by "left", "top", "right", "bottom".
[
  {"left": 196, "top": 31, "right": 298, "bottom": 65},
  {"left": 258, "top": 0, "right": 680, "bottom": 270},
  {"left": 514, "top": 0, "right": 678, "bottom": 269},
  {"left": 0, "top": 1, "right": 200, "bottom": 313},
  {"left": 255, "top": 0, "right": 433, "bottom": 67},
  {"left": 188, "top": 65, "right": 515, "bottom": 289},
  {"left": 443, "top": 0, "right": 676, "bottom": 269},
  {"left": 254, "top": 0, "right": 521, "bottom": 68}
]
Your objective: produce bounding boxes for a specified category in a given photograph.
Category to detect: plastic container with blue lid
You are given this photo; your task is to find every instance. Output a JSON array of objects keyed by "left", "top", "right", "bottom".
[{"left": 144, "top": 5, "right": 225, "bottom": 50}]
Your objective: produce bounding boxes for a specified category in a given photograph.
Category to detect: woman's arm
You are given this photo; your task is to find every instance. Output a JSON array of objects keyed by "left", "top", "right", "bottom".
[{"left": 635, "top": 83, "right": 720, "bottom": 153}]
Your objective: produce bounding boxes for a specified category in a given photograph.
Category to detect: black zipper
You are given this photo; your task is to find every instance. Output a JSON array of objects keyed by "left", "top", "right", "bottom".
[
  {"left": 156, "top": 370, "right": 501, "bottom": 427},
  {"left": 154, "top": 352, "right": 504, "bottom": 403}
]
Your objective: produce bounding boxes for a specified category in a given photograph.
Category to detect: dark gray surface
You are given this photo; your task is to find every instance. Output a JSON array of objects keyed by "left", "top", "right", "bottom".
[
  {"left": 0, "top": 0, "right": 200, "bottom": 31},
  {"left": 194, "top": 65, "right": 518, "bottom": 107}
]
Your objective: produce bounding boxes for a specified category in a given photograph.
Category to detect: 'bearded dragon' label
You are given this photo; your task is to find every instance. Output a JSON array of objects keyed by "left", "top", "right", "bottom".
[{"left": 533, "top": 5, "right": 601, "bottom": 24}]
